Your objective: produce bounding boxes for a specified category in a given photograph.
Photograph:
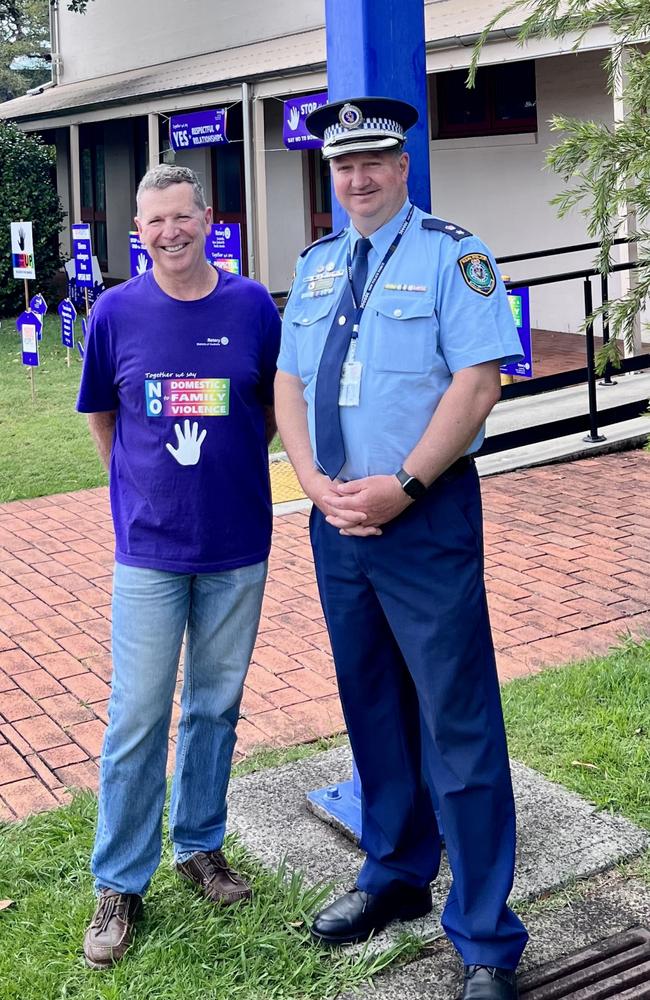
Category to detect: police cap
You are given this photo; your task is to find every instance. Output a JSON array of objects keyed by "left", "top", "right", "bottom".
[{"left": 306, "top": 97, "right": 418, "bottom": 160}]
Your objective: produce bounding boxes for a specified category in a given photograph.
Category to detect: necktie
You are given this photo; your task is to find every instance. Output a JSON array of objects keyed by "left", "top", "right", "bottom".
[
  {"left": 351, "top": 237, "right": 372, "bottom": 306},
  {"left": 314, "top": 238, "right": 372, "bottom": 479}
]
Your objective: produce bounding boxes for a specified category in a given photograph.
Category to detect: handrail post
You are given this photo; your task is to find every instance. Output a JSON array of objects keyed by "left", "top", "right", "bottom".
[
  {"left": 583, "top": 277, "right": 606, "bottom": 443},
  {"left": 599, "top": 272, "right": 617, "bottom": 386}
]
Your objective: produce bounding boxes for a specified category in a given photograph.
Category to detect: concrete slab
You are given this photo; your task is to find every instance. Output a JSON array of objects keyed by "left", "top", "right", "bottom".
[
  {"left": 228, "top": 745, "right": 648, "bottom": 954},
  {"left": 337, "top": 867, "right": 650, "bottom": 999}
]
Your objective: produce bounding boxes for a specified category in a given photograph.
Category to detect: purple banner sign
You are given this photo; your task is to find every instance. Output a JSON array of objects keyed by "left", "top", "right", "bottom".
[
  {"left": 16, "top": 310, "right": 42, "bottom": 366},
  {"left": 58, "top": 298, "right": 77, "bottom": 349},
  {"left": 502, "top": 286, "right": 533, "bottom": 379},
  {"left": 205, "top": 223, "right": 242, "bottom": 274},
  {"left": 283, "top": 91, "right": 328, "bottom": 150},
  {"left": 129, "top": 231, "right": 153, "bottom": 277},
  {"left": 72, "top": 223, "right": 93, "bottom": 287},
  {"left": 169, "top": 109, "right": 228, "bottom": 151}
]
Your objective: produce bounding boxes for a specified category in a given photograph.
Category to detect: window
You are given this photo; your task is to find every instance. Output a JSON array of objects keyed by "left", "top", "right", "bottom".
[
  {"left": 79, "top": 124, "right": 108, "bottom": 269},
  {"left": 308, "top": 150, "right": 332, "bottom": 241},
  {"left": 435, "top": 61, "right": 537, "bottom": 139}
]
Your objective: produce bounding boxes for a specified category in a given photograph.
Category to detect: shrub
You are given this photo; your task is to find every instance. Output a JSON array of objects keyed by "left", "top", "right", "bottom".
[{"left": 0, "top": 120, "right": 64, "bottom": 317}]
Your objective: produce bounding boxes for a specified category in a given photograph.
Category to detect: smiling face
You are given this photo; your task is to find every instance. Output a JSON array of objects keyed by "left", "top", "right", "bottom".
[
  {"left": 330, "top": 149, "right": 410, "bottom": 235},
  {"left": 135, "top": 182, "right": 213, "bottom": 290}
]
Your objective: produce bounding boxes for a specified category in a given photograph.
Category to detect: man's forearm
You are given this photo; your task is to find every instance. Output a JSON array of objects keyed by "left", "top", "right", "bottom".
[
  {"left": 402, "top": 361, "right": 501, "bottom": 485},
  {"left": 87, "top": 411, "right": 116, "bottom": 472}
]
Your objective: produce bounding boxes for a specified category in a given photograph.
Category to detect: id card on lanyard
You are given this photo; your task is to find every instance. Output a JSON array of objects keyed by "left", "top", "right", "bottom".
[{"left": 339, "top": 205, "right": 415, "bottom": 407}]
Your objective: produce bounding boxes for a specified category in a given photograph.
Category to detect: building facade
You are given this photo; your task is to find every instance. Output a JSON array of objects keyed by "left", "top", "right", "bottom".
[{"left": 0, "top": 0, "right": 645, "bottom": 342}]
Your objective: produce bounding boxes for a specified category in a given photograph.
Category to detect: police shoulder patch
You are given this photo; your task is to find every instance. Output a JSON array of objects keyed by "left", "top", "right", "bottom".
[
  {"left": 421, "top": 217, "right": 472, "bottom": 241},
  {"left": 458, "top": 252, "right": 496, "bottom": 297},
  {"left": 299, "top": 227, "right": 347, "bottom": 258}
]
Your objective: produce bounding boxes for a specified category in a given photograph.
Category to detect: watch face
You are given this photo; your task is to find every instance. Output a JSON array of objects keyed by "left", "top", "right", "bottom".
[
  {"left": 404, "top": 477, "right": 426, "bottom": 500},
  {"left": 397, "top": 469, "right": 426, "bottom": 500}
]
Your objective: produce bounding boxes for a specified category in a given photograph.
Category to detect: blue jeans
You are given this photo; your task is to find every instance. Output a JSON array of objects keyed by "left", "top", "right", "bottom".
[{"left": 91, "top": 560, "right": 267, "bottom": 896}]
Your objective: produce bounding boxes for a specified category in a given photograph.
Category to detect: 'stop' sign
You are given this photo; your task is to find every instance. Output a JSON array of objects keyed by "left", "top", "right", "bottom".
[
  {"left": 169, "top": 109, "right": 228, "bottom": 150},
  {"left": 283, "top": 92, "right": 328, "bottom": 150}
]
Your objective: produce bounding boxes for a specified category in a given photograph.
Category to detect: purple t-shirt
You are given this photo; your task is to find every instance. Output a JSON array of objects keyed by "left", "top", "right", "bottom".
[{"left": 77, "top": 269, "right": 281, "bottom": 573}]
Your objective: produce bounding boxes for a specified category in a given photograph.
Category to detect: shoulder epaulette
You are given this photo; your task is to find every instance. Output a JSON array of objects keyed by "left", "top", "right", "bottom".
[
  {"left": 421, "top": 218, "right": 472, "bottom": 241},
  {"left": 299, "top": 228, "right": 347, "bottom": 258}
]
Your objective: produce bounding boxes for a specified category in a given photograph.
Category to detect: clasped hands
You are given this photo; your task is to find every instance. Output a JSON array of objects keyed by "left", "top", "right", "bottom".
[{"left": 306, "top": 470, "right": 413, "bottom": 537}]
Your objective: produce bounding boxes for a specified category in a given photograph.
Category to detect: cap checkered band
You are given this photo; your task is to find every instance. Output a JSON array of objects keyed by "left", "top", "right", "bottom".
[{"left": 324, "top": 117, "right": 404, "bottom": 143}]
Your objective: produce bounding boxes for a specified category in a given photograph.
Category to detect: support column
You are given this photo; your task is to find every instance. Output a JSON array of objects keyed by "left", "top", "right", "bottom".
[
  {"left": 324, "top": 0, "right": 430, "bottom": 229},
  {"left": 252, "top": 93, "right": 270, "bottom": 287},
  {"left": 242, "top": 81, "right": 257, "bottom": 280},
  {"left": 612, "top": 46, "right": 642, "bottom": 356},
  {"left": 147, "top": 112, "right": 159, "bottom": 170},
  {"left": 69, "top": 123, "right": 81, "bottom": 223}
]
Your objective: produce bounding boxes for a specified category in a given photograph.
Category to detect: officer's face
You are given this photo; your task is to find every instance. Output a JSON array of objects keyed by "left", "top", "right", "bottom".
[
  {"left": 330, "top": 150, "right": 410, "bottom": 234},
  {"left": 135, "top": 183, "right": 212, "bottom": 283}
]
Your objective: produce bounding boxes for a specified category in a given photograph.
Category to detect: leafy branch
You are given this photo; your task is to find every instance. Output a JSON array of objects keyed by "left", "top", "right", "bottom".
[{"left": 470, "top": 0, "right": 650, "bottom": 370}]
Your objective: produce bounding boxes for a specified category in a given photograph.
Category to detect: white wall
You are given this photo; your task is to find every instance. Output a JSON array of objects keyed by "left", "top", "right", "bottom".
[
  {"left": 56, "top": 0, "right": 324, "bottom": 84},
  {"left": 429, "top": 50, "right": 616, "bottom": 337},
  {"left": 264, "top": 99, "right": 310, "bottom": 292}
]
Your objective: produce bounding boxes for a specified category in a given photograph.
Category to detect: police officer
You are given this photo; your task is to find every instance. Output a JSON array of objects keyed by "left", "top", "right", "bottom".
[{"left": 274, "top": 97, "right": 527, "bottom": 1000}]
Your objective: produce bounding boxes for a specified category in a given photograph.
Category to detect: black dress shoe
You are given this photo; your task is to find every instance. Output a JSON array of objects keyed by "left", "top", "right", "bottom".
[
  {"left": 310, "top": 884, "right": 432, "bottom": 944},
  {"left": 462, "top": 965, "right": 519, "bottom": 1000}
]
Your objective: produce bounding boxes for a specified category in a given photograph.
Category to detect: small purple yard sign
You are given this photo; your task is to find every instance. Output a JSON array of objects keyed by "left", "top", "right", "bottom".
[{"left": 16, "top": 310, "right": 42, "bottom": 366}]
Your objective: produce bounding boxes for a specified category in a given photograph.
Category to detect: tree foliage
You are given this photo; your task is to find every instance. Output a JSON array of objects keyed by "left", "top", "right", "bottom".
[
  {"left": 0, "top": 0, "right": 49, "bottom": 101},
  {"left": 1, "top": 0, "right": 93, "bottom": 101},
  {"left": 471, "top": 1, "right": 650, "bottom": 366},
  {"left": 0, "top": 120, "right": 64, "bottom": 317}
]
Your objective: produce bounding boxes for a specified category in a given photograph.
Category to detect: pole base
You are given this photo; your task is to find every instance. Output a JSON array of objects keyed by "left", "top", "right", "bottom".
[
  {"left": 306, "top": 781, "right": 361, "bottom": 843},
  {"left": 583, "top": 433, "right": 606, "bottom": 443}
]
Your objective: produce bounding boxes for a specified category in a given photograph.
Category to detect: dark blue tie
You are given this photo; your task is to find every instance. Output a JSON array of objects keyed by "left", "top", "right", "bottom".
[
  {"left": 351, "top": 237, "right": 372, "bottom": 306},
  {"left": 314, "top": 238, "right": 372, "bottom": 479}
]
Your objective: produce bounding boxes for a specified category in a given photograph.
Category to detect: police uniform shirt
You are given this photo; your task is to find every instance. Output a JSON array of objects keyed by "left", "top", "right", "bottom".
[{"left": 278, "top": 201, "right": 523, "bottom": 481}]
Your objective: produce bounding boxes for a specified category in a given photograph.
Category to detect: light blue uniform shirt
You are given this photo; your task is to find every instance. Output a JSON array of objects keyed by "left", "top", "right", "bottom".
[{"left": 278, "top": 200, "right": 523, "bottom": 481}]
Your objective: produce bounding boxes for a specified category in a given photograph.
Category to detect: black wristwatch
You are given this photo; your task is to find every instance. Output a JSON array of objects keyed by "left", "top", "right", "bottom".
[{"left": 395, "top": 467, "right": 427, "bottom": 501}]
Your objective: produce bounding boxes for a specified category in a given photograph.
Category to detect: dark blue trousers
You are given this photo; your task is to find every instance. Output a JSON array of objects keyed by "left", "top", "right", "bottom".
[{"left": 310, "top": 463, "right": 528, "bottom": 968}]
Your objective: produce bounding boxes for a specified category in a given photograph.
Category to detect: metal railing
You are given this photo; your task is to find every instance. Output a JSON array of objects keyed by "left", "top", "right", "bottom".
[{"left": 272, "top": 239, "right": 650, "bottom": 456}]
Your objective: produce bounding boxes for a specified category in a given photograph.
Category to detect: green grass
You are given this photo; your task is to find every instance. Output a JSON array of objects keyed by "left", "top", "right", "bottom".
[
  {"left": 0, "top": 313, "right": 284, "bottom": 503},
  {"left": 501, "top": 637, "right": 650, "bottom": 831},
  {"left": 0, "top": 793, "right": 417, "bottom": 1000},
  {"left": 1, "top": 644, "right": 648, "bottom": 996},
  {"left": 0, "top": 313, "right": 107, "bottom": 502}
]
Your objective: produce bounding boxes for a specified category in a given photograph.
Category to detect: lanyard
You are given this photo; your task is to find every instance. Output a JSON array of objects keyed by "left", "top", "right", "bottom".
[{"left": 346, "top": 203, "right": 415, "bottom": 336}]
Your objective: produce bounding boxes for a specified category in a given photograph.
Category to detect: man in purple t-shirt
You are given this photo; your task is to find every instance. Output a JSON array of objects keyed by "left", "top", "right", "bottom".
[{"left": 77, "top": 165, "right": 280, "bottom": 969}]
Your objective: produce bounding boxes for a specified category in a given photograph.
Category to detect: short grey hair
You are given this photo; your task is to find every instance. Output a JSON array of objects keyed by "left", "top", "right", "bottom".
[{"left": 136, "top": 164, "right": 207, "bottom": 214}]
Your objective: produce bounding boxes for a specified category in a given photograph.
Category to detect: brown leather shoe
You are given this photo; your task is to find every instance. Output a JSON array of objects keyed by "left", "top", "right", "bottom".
[
  {"left": 83, "top": 888, "right": 143, "bottom": 969},
  {"left": 176, "top": 849, "right": 252, "bottom": 905}
]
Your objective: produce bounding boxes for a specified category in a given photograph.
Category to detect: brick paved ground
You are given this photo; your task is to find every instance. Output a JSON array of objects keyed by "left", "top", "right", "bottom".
[{"left": 0, "top": 450, "right": 649, "bottom": 820}]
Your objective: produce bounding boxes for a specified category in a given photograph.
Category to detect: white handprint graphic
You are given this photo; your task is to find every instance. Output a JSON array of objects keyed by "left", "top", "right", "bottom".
[
  {"left": 287, "top": 105, "right": 300, "bottom": 131},
  {"left": 166, "top": 420, "right": 207, "bottom": 466},
  {"left": 136, "top": 252, "right": 150, "bottom": 274}
]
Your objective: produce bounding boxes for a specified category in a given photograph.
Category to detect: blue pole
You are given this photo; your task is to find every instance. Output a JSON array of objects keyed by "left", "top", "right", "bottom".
[
  {"left": 305, "top": 1, "right": 439, "bottom": 845},
  {"left": 324, "top": 0, "right": 430, "bottom": 228}
]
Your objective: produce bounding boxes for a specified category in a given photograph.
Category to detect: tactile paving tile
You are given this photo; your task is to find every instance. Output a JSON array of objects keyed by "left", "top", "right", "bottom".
[{"left": 269, "top": 460, "right": 305, "bottom": 504}]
